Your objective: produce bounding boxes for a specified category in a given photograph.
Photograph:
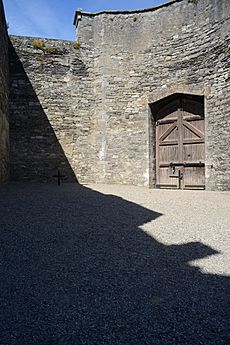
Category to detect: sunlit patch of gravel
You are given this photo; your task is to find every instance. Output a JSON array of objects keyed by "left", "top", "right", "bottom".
[
  {"left": 87, "top": 184, "right": 230, "bottom": 276},
  {"left": 0, "top": 182, "right": 229, "bottom": 345}
]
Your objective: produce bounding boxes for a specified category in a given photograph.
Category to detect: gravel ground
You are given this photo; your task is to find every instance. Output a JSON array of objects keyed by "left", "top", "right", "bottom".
[{"left": 0, "top": 183, "right": 229, "bottom": 345}]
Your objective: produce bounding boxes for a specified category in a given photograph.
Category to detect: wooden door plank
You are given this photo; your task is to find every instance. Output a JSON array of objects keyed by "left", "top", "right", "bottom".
[
  {"left": 183, "top": 120, "right": 204, "bottom": 139},
  {"left": 159, "top": 140, "right": 178, "bottom": 146},
  {"left": 155, "top": 95, "right": 205, "bottom": 190},
  {"left": 178, "top": 100, "right": 183, "bottom": 173},
  {"left": 159, "top": 123, "right": 177, "bottom": 142},
  {"left": 183, "top": 138, "right": 204, "bottom": 144}
]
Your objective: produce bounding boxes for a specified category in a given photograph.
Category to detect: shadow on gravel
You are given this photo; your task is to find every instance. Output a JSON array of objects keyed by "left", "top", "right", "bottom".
[{"left": 0, "top": 184, "right": 229, "bottom": 345}]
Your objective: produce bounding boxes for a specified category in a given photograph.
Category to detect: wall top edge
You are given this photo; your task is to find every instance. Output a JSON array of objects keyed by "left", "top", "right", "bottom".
[
  {"left": 73, "top": 0, "right": 183, "bottom": 26},
  {"left": 9, "top": 34, "right": 73, "bottom": 43}
]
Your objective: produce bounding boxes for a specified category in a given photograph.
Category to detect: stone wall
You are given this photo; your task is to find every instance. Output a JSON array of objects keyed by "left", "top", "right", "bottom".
[
  {"left": 75, "top": 0, "right": 230, "bottom": 190},
  {"left": 9, "top": 0, "right": 230, "bottom": 190},
  {"left": 9, "top": 36, "right": 95, "bottom": 182},
  {"left": 0, "top": 0, "right": 9, "bottom": 183}
]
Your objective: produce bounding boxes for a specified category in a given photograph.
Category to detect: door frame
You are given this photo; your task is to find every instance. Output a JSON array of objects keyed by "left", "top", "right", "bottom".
[{"left": 148, "top": 90, "right": 206, "bottom": 189}]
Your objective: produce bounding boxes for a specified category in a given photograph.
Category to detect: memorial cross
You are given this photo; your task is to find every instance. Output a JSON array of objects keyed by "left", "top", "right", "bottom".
[{"left": 53, "top": 170, "right": 65, "bottom": 186}]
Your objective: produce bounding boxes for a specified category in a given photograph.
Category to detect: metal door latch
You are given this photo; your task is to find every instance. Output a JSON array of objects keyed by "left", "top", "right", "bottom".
[
  {"left": 169, "top": 162, "right": 176, "bottom": 174},
  {"left": 169, "top": 163, "right": 183, "bottom": 189}
]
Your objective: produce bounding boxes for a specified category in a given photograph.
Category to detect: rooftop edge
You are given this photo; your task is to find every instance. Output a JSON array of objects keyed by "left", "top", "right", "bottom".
[{"left": 73, "top": 0, "right": 184, "bottom": 26}]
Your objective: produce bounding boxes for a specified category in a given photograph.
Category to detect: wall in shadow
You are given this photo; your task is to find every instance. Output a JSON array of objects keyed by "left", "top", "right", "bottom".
[
  {"left": 0, "top": 184, "right": 229, "bottom": 344},
  {"left": 0, "top": 0, "right": 9, "bottom": 183},
  {"left": 9, "top": 40, "right": 78, "bottom": 183}
]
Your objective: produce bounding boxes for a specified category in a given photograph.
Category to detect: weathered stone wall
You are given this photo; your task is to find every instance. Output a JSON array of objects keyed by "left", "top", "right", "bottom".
[
  {"left": 0, "top": 0, "right": 9, "bottom": 183},
  {"left": 75, "top": 0, "right": 230, "bottom": 190},
  {"left": 9, "top": 0, "right": 230, "bottom": 190},
  {"left": 9, "top": 36, "right": 95, "bottom": 182}
]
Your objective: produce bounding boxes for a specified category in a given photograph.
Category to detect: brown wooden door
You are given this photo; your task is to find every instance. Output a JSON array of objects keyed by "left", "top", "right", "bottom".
[{"left": 155, "top": 95, "right": 205, "bottom": 189}]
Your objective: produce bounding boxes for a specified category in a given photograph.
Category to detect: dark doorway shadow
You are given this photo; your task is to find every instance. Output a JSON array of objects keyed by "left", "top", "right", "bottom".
[
  {"left": 0, "top": 184, "right": 229, "bottom": 344},
  {"left": 9, "top": 41, "right": 78, "bottom": 183}
]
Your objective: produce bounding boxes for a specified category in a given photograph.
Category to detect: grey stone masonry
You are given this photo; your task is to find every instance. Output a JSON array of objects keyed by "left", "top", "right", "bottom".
[
  {"left": 8, "top": 0, "right": 230, "bottom": 190},
  {"left": 75, "top": 0, "right": 230, "bottom": 190},
  {"left": 9, "top": 36, "right": 95, "bottom": 182},
  {"left": 0, "top": 0, "right": 9, "bottom": 183}
]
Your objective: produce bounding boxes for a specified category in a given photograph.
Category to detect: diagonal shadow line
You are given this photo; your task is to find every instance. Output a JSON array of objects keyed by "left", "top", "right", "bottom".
[
  {"left": 9, "top": 40, "right": 78, "bottom": 183},
  {"left": 0, "top": 183, "right": 229, "bottom": 345}
]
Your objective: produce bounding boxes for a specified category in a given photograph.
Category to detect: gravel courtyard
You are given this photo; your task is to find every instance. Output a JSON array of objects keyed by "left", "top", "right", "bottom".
[{"left": 0, "top": 183, "right": 229, "bottom": 344}]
